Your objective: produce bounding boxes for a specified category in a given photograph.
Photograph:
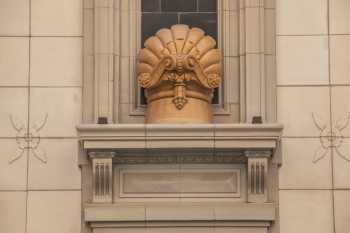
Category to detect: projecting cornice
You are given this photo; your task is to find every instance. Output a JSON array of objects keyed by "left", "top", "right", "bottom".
[{"left": 77, "top": 123, "right": 283, "bottom": 150}]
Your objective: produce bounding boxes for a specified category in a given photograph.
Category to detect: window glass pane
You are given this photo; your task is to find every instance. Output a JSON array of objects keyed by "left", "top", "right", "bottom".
[
  {"left": 162, "top": 0, "right": 197, "bottom": 12},
  {"left": 198, "top": 0, "right": 217, "bottom": 11},
  {"left": 141, "top": 0, "right": 217, "bottom": 45},
  {"left": 141, "top": 0, "right": 161, "bottom": 12}
]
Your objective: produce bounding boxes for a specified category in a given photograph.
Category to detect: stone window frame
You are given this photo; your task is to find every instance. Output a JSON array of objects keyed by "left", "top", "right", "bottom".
[{"left": 82, "top": 0, "right": 276, "bottom": 124}]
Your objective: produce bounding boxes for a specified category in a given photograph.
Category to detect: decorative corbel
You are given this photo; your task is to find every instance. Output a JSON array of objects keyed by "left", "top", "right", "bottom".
[
  {"left": 245, "top": 150, "right": 272, "bottom": 203},
  {"left": 88, "top": 151, "right": 116, "bottom": 203}
]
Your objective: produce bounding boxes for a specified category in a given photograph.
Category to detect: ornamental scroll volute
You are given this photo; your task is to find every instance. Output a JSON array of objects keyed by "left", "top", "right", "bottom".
[{"left": 137, "top": 24, "right": 222, "bottom": 123}]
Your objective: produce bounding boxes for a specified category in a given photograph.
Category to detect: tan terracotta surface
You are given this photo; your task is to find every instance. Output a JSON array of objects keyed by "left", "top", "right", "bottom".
[{"left": 137, "top": 24, "right": 221, "bottom": 123}]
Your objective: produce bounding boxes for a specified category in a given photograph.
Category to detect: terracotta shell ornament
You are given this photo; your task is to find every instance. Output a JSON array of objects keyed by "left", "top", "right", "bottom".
[{"left": 137, "top": 24, "right": 222, "bottom": 123}]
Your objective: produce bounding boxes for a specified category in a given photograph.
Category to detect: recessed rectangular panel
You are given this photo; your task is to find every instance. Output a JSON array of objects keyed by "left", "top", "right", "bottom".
[
  {"left": 119, "top": 168, "right": 240, "bottom": 198},
  {"left": 180, "top": 171, "right": 238, "bottom": 194},
  {"left": 122, "top": 171, "right": 181, "bottom": 194}
]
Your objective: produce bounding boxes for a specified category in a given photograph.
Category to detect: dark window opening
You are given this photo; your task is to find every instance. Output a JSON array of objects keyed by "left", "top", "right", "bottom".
[{"left": 140, "top": 0, "right": 219, "bottom": 105}]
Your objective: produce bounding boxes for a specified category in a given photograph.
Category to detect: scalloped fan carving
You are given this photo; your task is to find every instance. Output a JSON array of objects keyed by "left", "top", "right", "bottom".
[{"left": 137, "top": 24, "right": 222, "bottom": 109}]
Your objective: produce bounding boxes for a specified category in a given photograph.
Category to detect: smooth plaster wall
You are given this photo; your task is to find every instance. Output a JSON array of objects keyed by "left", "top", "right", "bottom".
[{"left": 0, "top": 0, "right": 350, "bottom": 233}]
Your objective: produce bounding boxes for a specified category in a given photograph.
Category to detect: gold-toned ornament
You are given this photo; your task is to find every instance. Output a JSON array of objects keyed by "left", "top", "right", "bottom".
[{"left": 137, "top": 24, "right": 222, "bottom": 123}]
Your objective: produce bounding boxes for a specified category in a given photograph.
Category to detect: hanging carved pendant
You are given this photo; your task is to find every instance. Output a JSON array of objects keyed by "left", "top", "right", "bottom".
[{"left": 137, "top": 24, "right": 222, "bottom": 123}]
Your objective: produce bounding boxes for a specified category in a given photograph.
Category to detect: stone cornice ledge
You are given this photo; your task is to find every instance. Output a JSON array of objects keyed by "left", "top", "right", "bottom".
[
  {"left": 77, "top": 124, "right": 283, "bottom": 150},
  {"left": 85, "top": 202, "right": 275, "bottom": 227}
]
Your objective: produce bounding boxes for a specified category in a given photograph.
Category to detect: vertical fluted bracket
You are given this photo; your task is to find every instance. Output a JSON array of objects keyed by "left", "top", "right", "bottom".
[
  {"left": 89, "top": 151, "right": 116, "bottom": 203},
  {"left": 245, "top": 150, "right": 271, "bottom": 203}
]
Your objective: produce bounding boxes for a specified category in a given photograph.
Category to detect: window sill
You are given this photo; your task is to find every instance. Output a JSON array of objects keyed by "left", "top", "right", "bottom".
[
  {"left": 85, "top": 202, "right": 275, "bottom": 227},
  {"left": 77, "top": 123, "right": 283, "bottom": 151}
]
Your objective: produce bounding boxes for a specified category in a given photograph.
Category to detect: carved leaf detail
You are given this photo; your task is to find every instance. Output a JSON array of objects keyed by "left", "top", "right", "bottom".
[
  {"left": 312, "top": 113, "right": 327, "bottom": 131},
  {"left": 335, "top": 113, "right": 350, "bottom": 131},
  {"left": 32, "top": 148, "right": 47, "bottom": 164},
  {"left": 335, "top": 147, "right": 350, "bottom": 163},
  {"left": 313, "top": 146, "right": 329, "bottom": 163}
]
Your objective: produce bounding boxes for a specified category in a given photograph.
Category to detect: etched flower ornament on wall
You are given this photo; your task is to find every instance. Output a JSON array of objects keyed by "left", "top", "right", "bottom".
[
  {"left": 312, "top": 112, "right": 350, "bottom": 163},
  {"left": 9, "top": 114, "right": 48, "bottom": 164}
]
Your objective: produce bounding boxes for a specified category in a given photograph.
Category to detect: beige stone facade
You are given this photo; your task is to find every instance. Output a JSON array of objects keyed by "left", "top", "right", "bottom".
[{"left": 1, "top": 0, "right": 350, "bottom": 233}]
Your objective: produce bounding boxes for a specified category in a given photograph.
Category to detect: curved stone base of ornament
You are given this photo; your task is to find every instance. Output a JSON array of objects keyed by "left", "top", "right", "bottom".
[{"left": 146, "top": 97, "right": 213, "bottom": 123}]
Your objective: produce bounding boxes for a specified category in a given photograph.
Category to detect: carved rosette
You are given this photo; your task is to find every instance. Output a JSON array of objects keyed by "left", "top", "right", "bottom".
[{"left": 137, "top": 24, "right": 222, "bottom": 123}]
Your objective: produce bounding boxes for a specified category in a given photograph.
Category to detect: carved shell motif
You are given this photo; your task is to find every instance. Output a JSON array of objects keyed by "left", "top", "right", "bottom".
[{"left": 137, "top": 24, "right": 221, "bottom": 109}]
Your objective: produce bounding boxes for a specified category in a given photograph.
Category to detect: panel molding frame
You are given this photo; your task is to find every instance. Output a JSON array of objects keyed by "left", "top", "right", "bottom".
[{"left": 116, "top": 166, "right": 242, "bottom": 199}]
